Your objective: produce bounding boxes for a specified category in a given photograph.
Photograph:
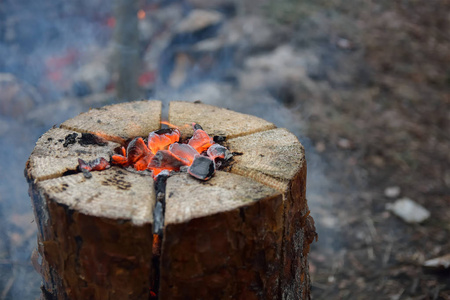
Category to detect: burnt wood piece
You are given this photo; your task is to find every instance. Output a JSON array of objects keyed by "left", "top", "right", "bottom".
[{"left": 25, "top": 100, "right": 315, "bottom": 300}]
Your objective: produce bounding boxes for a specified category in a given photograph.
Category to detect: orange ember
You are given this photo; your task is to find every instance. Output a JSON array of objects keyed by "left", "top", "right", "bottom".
[
  {"left": 107, "top": 123, "right": 231, "bottom": 180},
  {"left": 148, "top": 129, "right": 180, "bottom": 154},
  {"left": 78, "top": 157, "right": 110, "bottom": 172},
  {"left": 137, "top": 9, "right": 146, "bottom": 19},
  {"left": 169, "top": 143, "right": 197, "bottom": 164},
  {"left": 188, "top": 128, "right": 214, "bottom": 153},
  {"left": 152, "top": 233, "right": 161, "bottom": 256}
]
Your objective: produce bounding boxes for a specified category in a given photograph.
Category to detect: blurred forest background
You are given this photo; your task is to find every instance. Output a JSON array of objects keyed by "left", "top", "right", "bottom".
[{"left": 0, "top": 0, "right": 449, "bottom": 299}]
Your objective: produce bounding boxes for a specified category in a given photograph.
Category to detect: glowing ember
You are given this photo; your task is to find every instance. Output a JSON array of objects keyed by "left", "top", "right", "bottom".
[
  {"left": 169, "top": 143, "right": 197, "bottom": 165},
  {"left": 107, "top": 123, "right": 231, "bottom": 180},
  {"left": 152, "top": 233, "right": 161, "bottom": 256},
  {"left": 148, "top": 129, "right": 180, "bottom": 154},
  {"left": 137, "top": 9, "right": 146, "bottom": 20},
  {"left": 78, "top": 157, "right": 110, "bottom": 172},
  {"left": 188, "top": 126, "right": 214, "bottom": 153},
  {"left": 207, "top": 144, "right": 231, "bottom": 160}
]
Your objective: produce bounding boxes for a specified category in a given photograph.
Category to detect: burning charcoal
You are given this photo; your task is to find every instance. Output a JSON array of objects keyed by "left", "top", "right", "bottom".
[
  {"left": 213, "top": 135, "right": 226, "bottom": 143},
  {"left": 151, "top": 168, "right": 169, "bottom": 178},
  {"left": 207, "top": 144, "right": 232, "bottom": 161},
  {"left": 78, "top": 157, "right": 110, "bottom": 172},
  {"left": 78, "top": 133, "right": 108, "bottom": 146},
  {"left": 90, "top": 157, "right": 111, "bottom": 171},
  {"left": 188, "top": 155, "right": 216, "bottom": 181},
  {"left": 81, "top": 169, "right": 92, "bottom": 179},
  {"left": 169, "top": 143, "right": 198, "bottom": 165},
  {"left": 63, "top": 133, "right": 78, "bottom": 147},
  {"left": 155, "top": 170, "right": 170, "bottom": 199},
  {"left": 111, "top": 146, "right": 128, "bottom": 166},
  {"left": 148, "top": 128, "right": 180, "bottom": 154},
  {"left": 188, "top": 128, "right": 214, "bottom": 153},
  {"left": 193, "top": 123, "right": 203, "bottom": 130},
  {"left": 78, "top": 158, "right": 92, "bottom": 172},
  {"left": 149, "top": 150, "right": 189, "bottom": 170},
  {"left": 111, "top": 154, "right": 128, "bottom": 166},
  {"left": 119, "top": 146, "right": 126, "bottom": 156},
  {"left": 127, "top": 137, "right": 150, "bottom": 164},
  {"left": 133, "top": 154, "right": 153, "bottom": 171}
]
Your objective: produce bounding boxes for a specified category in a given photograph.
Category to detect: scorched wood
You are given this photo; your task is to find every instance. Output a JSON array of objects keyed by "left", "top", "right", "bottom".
[{"left": 25, "top": 100, "right": 316, "bottom": 300}]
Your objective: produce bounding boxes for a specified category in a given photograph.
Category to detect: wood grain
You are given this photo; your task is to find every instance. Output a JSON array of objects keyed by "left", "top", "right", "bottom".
[
  {"left": 61, "top": 100, "right": 161, "bottom": 143},
  {"left": 169, "top": 101, "right": 276, "bottom": 139}
]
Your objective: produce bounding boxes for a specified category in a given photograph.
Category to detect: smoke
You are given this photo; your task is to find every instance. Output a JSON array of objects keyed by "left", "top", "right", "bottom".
[{"left": 0, "top": 1, "right": 347, "bottom": 298}]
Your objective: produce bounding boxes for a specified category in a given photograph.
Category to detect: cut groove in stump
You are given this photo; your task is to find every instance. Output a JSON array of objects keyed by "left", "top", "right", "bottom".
[{"left": 25, "top": 100, "right": 315, "bottom": 300}]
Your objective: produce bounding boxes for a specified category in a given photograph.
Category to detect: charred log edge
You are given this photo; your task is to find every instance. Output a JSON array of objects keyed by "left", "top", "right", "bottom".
[
  {"left": 62, "top": 169, "right": 79, "bottom": 177},
  {"left": 63, "top": 133, "right": 78, "bottom": 147},
  {"left": 78, "top": 132, "right": 108, "bottom": 147},
  {"left": 59, "top": 124, "right": 128, "bottom": 145},
  {"left": 62, "top": 132, "right": 108, "bottom": 148}
]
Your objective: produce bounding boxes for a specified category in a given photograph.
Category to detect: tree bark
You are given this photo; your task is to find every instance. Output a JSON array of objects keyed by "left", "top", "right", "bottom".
[{"left": 25, "top": 100, "right": 316, "bottom": 300}]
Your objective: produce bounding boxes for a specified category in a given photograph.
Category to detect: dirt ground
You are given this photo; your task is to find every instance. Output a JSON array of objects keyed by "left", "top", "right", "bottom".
[
  {"left": 272, "top": 1, "right": 450, "bottom": 299},
  {"left": 0, "top": 0, "right": 449, "bottom": 299}
]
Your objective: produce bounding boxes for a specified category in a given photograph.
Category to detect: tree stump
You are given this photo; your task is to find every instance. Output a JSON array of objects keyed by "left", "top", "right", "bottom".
[{"left": 25, "top": 100, "right": 316, "bottom": 300}]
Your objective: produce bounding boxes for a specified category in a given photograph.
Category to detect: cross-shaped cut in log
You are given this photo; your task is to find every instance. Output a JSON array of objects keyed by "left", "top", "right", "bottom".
[{"left": 25, "top": 100, "right": 315, "bottom": 300}]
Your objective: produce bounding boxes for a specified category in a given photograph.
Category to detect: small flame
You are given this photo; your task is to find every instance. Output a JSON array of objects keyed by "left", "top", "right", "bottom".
[
  {"left": 78, "top": 157, "right": 110, "bottom": 172},
  {"left": 137, "top": 9, "right": 146, "bottom": 20}
]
